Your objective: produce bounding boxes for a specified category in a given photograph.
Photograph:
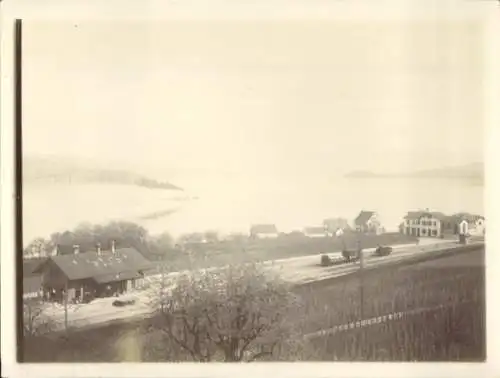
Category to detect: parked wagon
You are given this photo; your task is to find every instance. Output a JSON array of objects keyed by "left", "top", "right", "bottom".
[
  {"left": 341, "top": 248, "right": 361, "bottom": 262},
  {"left": 374, "top": 245, "right": 392, "bottom": 257}
]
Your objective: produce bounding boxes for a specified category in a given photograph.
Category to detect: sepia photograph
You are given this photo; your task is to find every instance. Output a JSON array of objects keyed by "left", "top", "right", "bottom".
[{"left": 1, "top": 0, "right": 499, "bottom": 377}]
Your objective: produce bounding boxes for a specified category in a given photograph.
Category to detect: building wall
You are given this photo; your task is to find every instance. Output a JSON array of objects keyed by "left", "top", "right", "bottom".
[
  {"left": 323, "top": 218, "right": 350, "bottom": 234},
  {"left": 254, "top": 233, "right": 279, "bottom": 239},
  {"left": 41, "top": 261, "right": 68, "bottom": 291},
  {"left": 306, "top": 234, "right": 327, "bottom": 238},
  {"left": 358, "top": 214, "right": 382, "bottom": 234},
  {"left": 459, "top": 220, "right": 469, "bottom": 235},
  {"left": 468, "top": 218, "right": 485, "bottom": 236},
  {"left": 403, "top": 216, "right": 442, "bottom": 237}
]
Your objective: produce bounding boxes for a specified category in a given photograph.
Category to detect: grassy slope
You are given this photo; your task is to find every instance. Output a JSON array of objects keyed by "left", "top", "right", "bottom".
[
  {"left": 23, "top": 247, "right": 484, "bottom": 362},
  {"left": 290, "top": 248, "right": 485, "bottom": 361}
]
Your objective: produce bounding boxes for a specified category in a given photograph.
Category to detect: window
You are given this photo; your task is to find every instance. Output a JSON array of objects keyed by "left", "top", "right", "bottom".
[{"left": 432, "top": 230, "right": 437, "bottom": 236}]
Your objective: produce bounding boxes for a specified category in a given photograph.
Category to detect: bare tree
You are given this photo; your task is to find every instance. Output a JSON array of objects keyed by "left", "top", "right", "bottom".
[
  {"left": 147, "top": 263, "right": 299, "bottom": 362},
  {"left": 23, "top": 300, "right": 54, "bottom": 337}
]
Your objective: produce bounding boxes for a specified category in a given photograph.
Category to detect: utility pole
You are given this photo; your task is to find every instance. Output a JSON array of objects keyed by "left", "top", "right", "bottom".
[
  {"left": 358, "top": 231, "right": 365, "bottom": 321},
  {"left": 160, "top": 256, "right": 166, "bottom": 314},
  {"left": 64, "top": 282, "right": 69, "bottom": 334},
  {"left": 358, "top": 229, "right": 366, "bottom": 355}
]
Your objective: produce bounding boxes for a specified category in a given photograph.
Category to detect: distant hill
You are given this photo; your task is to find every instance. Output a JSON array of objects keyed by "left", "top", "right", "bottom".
[
  {"left": 23, "top": 155, "right": 183, "bottom": 191},
  {"left": 345, "top": 163, "right": 484, "bottom": 183}
]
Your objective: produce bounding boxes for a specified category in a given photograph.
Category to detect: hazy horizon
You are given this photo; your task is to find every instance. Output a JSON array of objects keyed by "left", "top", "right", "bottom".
[{"left": 23, "top": 20, "right": 484, "bottom": 179}]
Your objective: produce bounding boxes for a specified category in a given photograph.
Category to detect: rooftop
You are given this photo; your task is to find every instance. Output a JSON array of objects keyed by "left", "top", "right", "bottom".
[
  {"left": 250, "top": 224, "right": 278, "bottom": 234},
  {"left": 34, "top": 247, "right": 155, "bottom": 281},
  {"left": 354, "top": 211, "right": 376, "bottom": 225}
]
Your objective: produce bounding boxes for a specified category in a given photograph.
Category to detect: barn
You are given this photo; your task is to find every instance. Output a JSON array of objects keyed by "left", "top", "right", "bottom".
[{"left": 33, "top": 244, "right": 155, "bottom": 303}]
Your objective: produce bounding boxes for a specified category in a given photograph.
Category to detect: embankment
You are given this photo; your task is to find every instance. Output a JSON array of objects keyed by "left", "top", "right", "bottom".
[
  {"left": 297, "top": 242, "right": 483, "bottom": 290},
  {"left": 295, "top": 246, "right": 485, "bottom": 361}
]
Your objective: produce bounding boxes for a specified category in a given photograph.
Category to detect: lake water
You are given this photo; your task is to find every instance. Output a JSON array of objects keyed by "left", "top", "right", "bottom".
[{"left": 23, "top": 176, "right": 483, "bottom": 246}]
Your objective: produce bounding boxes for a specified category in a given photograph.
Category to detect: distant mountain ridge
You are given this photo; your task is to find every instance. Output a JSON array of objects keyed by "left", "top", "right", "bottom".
[
  {"left": 24, "top": 155, "right": 183, "bottom": 191},
  {"left": 345, "top": 163, "right": 484, "bottom": 183}
]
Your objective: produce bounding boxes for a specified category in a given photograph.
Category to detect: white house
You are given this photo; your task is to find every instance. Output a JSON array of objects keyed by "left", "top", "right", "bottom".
[
  {"left": 354, "top": 211, "right": 383, "bottom": 234},
  {"left": 250, "top": 224, "right": 279, "bottom": 239},
  {"left": 303, "top": 227, "right": 327, "bottom": 238},
  {"left": 402, "top": 210, "right": 444, "bottom": 238}
]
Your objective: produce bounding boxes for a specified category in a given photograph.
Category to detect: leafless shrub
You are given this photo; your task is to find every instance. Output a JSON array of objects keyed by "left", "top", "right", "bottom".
[
  {"left": 23, "top": 300, "right": 55, "bottom": 337},
  {"left": 146, "top": 263, "right": 299, "bottom": 362}
]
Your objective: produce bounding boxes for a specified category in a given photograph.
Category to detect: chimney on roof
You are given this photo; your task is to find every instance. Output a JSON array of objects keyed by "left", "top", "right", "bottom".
[
  {"left": 73, "top": 244, "right": 80, "bottom": 255},
  {"left": 111, "top": 240, "right": 116, "bottom": 254},
  {"left": 96, "top": 242, "right": 102, "bottom": 256}
]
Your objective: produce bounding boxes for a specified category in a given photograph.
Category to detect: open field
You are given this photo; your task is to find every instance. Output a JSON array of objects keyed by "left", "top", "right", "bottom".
[
  {"left": 302, "top": 300, "right": 485, "bottom": 361},
  {"left": 23, "top": 246, "right": 485, "bottom": 362},
  {"left": 293, "top": 246, "right": 484, "bottom": 335},
  {"left": 155, "top": 232, "right": 419, "bottom": 270}
]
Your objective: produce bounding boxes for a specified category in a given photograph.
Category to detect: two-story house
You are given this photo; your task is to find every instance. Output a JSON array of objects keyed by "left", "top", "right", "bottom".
[{"left": 402, "top": 210, "right": 444, "bottom": 238}]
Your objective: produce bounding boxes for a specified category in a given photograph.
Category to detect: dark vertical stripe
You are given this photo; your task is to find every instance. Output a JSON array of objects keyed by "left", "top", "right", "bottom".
[{"left": 15, "top": 18, "right": 24, "bottom": 363}]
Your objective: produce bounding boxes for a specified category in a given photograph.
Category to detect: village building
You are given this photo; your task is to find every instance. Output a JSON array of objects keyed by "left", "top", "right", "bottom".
[
  {"left": 249, "top": 224, "right": 279, "bottom": 239},
  {"left": 402, "top": 210, "right": 485, "bottom": 239},
  {"left": 303, "top": 226, "right": 327, "bottom": 238},
  {"left": 23, "top": 257, "right": 47, "bottom": 301},
  {"left": 453, "top": 213, "right": 485, "bottom": 236},
  {"left": 402, "top": 211, "right": 444, "bottom": 237},
  {"left": 354, "top": 211, "right": 383, "bottom": 234},
  {"left": 33, "top": 243, "right": 155, "bottom": 303},
  {"left": 322, "top": 218, "right": 350, "bottom": 236}
]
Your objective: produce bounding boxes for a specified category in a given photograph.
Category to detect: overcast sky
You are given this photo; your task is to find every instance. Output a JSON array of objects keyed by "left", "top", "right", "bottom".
[{"left": 22, "top": 20, "right": 484, "bottom": 178}]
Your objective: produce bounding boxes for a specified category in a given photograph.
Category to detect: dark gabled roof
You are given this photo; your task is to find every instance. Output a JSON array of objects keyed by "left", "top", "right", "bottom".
[
  {"left": 404, "top": 211, "right": 448, "bottom": 221},
  {"left": 354, "top": 211, "right": 375, "bottom": 225},
  {"left": 453, "top": 212, "right": 484, "bottom": 223},
  {"left": 93, "top": 270, "right": 142, "bottom": 284},
  {"left": 250, "top": 224, "right": 278, "bottom": 234},
  {"left": 404, "top": 211, "right": 426, "bottom": 220},
  {"left": 404, "top": 211, "right": 434, "bottom": 220},
  {"left": 23, "top": 257, "right": 48, "bottom": 277},
  {"left": 323, "top": 218, "right": 349, "bottom": 229},
  {"left": 430, "top": 212, "right": 448, "bottom": 220},
  {"left": 33, "top": 248, "right": 155, "bottom": 281},
  {"left": 304, "top": 227, "right": 326, "bottom": 235}
]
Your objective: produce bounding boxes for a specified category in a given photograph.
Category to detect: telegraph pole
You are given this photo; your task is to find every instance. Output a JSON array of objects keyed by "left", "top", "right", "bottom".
[
  {"left": 358, "top": 229, "right": 366, "bottom": 356},
  {"left": 160, "top": 256, "right": 166, "bottom": 313},
  {"left": 358, "top": 232, "right": 365, "bottom": 321},
  {"left": 64, "top": 282, "right": 69, "bottom": 334}
]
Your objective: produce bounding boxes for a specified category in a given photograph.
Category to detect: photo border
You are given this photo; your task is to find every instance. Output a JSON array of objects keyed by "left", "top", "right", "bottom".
[{"left": 1, "top": 0, "right": 499, "bottom": 377}]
